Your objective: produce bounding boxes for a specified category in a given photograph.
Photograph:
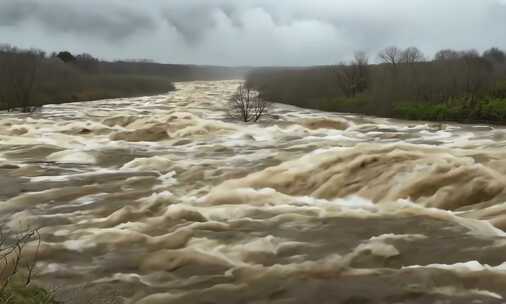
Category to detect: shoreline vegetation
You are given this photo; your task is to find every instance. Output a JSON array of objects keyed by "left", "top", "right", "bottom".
[
  {"left": 0, "top": 45, "right": 248, "bottom": 112},
  {"left": 247, "top": 47, "right": 506, "bottom": 125}
]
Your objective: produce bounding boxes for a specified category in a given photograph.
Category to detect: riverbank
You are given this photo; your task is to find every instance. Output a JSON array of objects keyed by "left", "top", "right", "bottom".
[
  {"left": 0, "top": 45, "right": 247, "bottom": 112},
  {"left": 259, "top": 94, "right": 506, "bottom": 125},
  {"left": 0, "top": 74, "right": 176, "bottom": 111},
  {"left": 246, "top": 55, "right": 506, "bottom": 125}
]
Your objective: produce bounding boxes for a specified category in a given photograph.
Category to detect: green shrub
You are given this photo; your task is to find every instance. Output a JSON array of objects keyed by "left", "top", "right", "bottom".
[
  {"left": 1, "top": 284, "right": 58, "bottom": 304},
  {"left": 479, "top": 98, "right": 506, "bottom": 121},
  {"left": 492, "top": 80, "right": 506, "bottom": 98},
  {"left": 394, "top": 103, "right": 470, "bottom": 121}
]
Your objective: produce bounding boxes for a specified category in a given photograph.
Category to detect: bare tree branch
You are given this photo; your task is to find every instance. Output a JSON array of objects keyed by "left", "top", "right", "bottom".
[
  {"left": 337, "top": 51, "right": 370, "bottom": 97},
  {"left": 229, "top": 84, "right": 270, "bottom": 122},
  {"left": 0, "top": 229, "right": 41, "bottom": 294},
  {"left": 400, "top": 47, "right": 425, "bottom": 64},
  {"left": 378, "top": 46, "right": 402, "bottom": 66}
]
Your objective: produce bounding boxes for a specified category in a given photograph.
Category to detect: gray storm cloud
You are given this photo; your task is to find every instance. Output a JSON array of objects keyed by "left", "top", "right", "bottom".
[
  {"left": 1, "top": 0, "right": 506, "bottom": 66},
  {"left": 0, "top": 0, "right": 156, "bottom": 40}
]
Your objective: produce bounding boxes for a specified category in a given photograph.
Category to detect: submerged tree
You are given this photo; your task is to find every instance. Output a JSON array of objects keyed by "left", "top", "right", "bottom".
[{"left": 229, "top": 84, "right": 269, "bottom": 122}]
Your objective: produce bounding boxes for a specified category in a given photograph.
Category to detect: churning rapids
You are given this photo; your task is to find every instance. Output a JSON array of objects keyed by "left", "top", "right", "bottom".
[{"left": 3, "top": 81, "right": 506, "bottom": 304}]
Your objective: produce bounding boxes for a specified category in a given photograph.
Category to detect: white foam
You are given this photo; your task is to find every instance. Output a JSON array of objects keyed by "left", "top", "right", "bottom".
[
  {"left": 47, "top": 150, "right": 96, "bottom": 164},
  {"left": 121, "top": 156, "right": 173, "bottom": 172}
]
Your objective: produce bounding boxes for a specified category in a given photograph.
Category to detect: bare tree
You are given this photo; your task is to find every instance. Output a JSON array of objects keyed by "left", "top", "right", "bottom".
[
  {"left": 75, "top": 53, "right": 100, "bottom": 73},
  {"left": 337, "top": 51, "right": 369, "bottom": 97},
  {"left": 460, "top": 50, "right": 492, "bottom": 103},
  {"left": 0, "top": 46, "right": 45, "bottom": 112},
  {"left": 434, "top": 49, "right": 460, "bottom": 61},
  {"left": 229, "top": 84, "right": 269, "bottom": 122},
  {"left": 0, "top": 230, "right": 41, "bottom": 294},
  {"left": 378, "top": 46, "right": 403, "bottom": 66},
  {"left": 353, "top": 51, "right": 370, "bottom": 87},
  {"left": 400, "top": 47, "right": 425, "bottom": 64},
  {"left": 375, "top": 46, "right": 403, "bottom": 111}
]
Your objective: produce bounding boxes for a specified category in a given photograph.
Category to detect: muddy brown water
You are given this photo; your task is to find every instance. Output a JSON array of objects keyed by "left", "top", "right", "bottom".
[{"left": 2, "top": 81, "right": 506, "bottom": 303}]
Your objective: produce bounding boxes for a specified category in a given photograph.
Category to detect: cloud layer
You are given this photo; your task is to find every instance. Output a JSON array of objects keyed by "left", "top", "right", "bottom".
[{"left": 1, "top": 0, "right": 506, "bottom": 66}]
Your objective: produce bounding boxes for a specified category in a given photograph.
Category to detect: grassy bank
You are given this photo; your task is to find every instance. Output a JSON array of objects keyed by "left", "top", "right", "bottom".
[
  {"left": 297, "top": 96, "right": 506, "bottom": 124},
  {"left": 393, "top": 98, "right": 506, "bottom": 123}
]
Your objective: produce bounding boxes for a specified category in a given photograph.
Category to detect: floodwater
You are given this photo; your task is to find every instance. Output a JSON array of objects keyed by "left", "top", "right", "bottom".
[{"left": 2, "top": 81, "right": 506, "bottom": 303}]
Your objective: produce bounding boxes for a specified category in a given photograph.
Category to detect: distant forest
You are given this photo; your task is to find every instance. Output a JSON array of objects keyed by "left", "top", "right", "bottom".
[
  {"left": 247, "top": 47, "right": 506, "bottom": 123},
  {"left": 0, "top": 44, "right": 248, "bottom": 112}
]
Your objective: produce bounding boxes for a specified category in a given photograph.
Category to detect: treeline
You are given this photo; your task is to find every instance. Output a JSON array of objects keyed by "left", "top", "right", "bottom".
[
  {"left": 247, "top": 47, "right": 506, "bottom": 123},
  {"left": 0, "top": 44, "right": 248, "bottom": 112}
]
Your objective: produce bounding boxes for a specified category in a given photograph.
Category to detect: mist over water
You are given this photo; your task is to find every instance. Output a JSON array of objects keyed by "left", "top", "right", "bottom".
[{"left": 3, "top": 81, "right": 506, "bottom": 303}]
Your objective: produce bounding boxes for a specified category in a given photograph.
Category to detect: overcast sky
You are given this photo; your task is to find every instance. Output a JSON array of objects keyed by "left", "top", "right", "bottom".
[{"left": 1, "top": 0, "right": 506, "bottom": 66}]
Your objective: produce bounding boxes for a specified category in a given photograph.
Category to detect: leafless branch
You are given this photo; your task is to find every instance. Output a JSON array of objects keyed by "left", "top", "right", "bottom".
[
  {"left": 229, "top": 84, "right": 269, "bottom": 122},
  {"left": 0, "top": 229, "right": 41, "bottom": 294}
]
